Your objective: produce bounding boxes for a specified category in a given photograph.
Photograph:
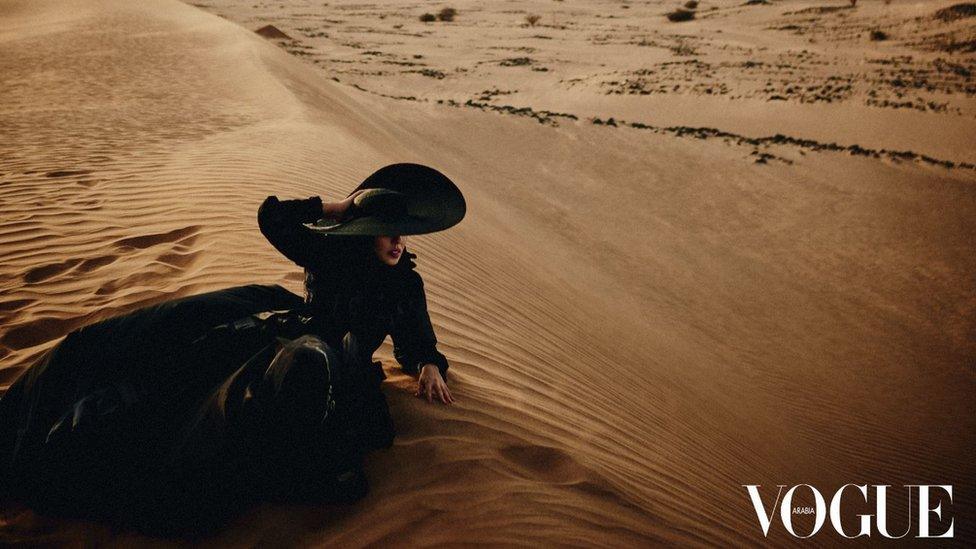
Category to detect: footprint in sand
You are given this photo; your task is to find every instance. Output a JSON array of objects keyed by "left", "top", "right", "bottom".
[
  {"left": 0, "top": 299, "right": 34, "bottom": 315},
  {"left": 155, "top": 250, "right": 198, "bottom": 268},
  {"left": 0, "top": 316, "right": 80, "bottom": 351},
  {"left": 495, "top": 442, "right": 643, "bottom": 512},
  {"left": 113, "top": 225, "right": 202, "bottom": 250},
  {"left": 77, "top": 254, "right": 119, "bottom": 273},
  {"left": 91, "top": 227, "right": 203, "bottom": 294},
  {"left": 498, "top": 443, "right": 588, "bottom": 484},
  {"left": 44, "top": 169, "right": 93, "bottom": 178},
  {"left": 68, "top": 197, "right": 104, "bottom": 210},
  {"left": 22, "top": 254, "right": 122, "bottom": 284},
  {"left": 22, "top": 259, "right": 84, "bottom": 284}
]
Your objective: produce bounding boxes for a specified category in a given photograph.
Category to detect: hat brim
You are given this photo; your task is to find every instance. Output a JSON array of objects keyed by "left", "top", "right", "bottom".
[
  {"left": 304, "top": 163, "right": 466, "bottom": 237},
  {"left": 305, "top": 213, "right": 456, "bottom": 236}
]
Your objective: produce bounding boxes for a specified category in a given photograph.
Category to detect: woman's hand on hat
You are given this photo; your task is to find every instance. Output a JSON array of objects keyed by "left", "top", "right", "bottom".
[
  {"left": 416, "top": 364, "right": 454, "bottom": 405},
  {"left": 322, "top": 189, "right": 367, "bottom": 221}
]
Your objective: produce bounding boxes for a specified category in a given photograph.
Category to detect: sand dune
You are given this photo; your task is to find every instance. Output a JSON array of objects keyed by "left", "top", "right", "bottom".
[{"left": 1, "top": 0, "right": 974, "bottom": 546}]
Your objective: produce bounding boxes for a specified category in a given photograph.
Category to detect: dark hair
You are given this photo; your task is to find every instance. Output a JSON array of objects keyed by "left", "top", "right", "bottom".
[{"left": 306, "top": 235, "right": 417, "bottom": 295}]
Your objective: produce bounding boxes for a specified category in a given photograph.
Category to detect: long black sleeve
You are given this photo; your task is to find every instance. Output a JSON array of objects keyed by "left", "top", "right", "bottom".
[
  {"left": 390, "top": 274, "right": 450, "bottom": 380},
  {"left": 257, "top": 195, "right": 328, "bottom": 269},
  {"left": 258, "top": 195, "right": 365, "bottom": 283}
]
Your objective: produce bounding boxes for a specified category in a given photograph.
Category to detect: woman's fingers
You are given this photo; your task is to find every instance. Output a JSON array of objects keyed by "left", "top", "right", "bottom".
[
  {"left": 435, "top": 380, "right": 453, "bottom": 404},
  {"left": 415, "top": 374, "right": 454, "bottom": 405}
]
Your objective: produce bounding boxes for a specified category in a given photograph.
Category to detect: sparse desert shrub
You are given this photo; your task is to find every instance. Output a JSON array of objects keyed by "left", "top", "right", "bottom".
[
  {"left": 934, "top": 3, "right": 976, "bottom": 22},
  {"left": 419, "top": 12, "right": 436, "bottom": 22},
  {"left": 869, "top": 29, "right": 888, "bottom": 41},
  {"left": 437, "top": 7, "right": 458, "bottom": 21},
  {"left": 849, "top": 0, "right": 857, "bottom": 7},
  {"left": 944, "top": 38, "right": 976, "bottom": 52},
  {"left": 526, "top": 14, "right": 541, "bottom": 26},
  {"left": 666, "top": 8, "right": 695, "bottom": 22},
  {"left": 684, "top": 1, "right": 699, "bottom": 9}
]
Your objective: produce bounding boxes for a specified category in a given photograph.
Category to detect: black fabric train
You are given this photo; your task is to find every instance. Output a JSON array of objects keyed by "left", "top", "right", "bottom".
[{"left": 0, "top": 284, "right": 395, "bottom": 535}]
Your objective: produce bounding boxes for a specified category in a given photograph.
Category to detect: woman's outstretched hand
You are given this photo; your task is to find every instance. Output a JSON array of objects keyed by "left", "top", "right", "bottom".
[{"left": 416, "top": 364, "right": 454, "bottom": 405}]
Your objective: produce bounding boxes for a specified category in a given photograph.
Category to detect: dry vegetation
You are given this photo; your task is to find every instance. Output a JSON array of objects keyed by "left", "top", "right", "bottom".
[
  {"left": 438, "top": 7, "right": 457, "bottom": 22},
  {"left": 667, "top": 8, "right": 695, "bottom": 22}
]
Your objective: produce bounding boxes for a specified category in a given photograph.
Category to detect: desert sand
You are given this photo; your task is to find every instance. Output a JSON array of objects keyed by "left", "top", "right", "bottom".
[{"left": 1, "top": 0, "right": 974, "bottom": 546}]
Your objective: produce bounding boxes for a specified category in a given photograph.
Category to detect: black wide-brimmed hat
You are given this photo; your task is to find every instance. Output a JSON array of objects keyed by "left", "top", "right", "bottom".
[{"left": 305, "top": 163, "right": 466, "bottom": 236}]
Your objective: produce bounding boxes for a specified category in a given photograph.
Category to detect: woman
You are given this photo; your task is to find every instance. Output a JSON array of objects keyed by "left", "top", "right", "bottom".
[{"left": 257, "top": 162, "right": 466, "bottom": 405}]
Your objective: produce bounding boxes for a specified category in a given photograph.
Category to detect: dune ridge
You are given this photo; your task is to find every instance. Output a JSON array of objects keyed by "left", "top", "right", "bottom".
[{"left": 1, "top": 0, "right": 974, "bottom": 546}]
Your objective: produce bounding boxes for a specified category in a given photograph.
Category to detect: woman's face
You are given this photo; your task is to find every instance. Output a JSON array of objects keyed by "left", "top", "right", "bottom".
[{"left": 374, "top": 235, "right": 405, "bottom": 266}]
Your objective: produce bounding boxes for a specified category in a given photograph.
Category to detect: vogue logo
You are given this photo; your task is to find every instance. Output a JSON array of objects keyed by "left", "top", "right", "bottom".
[{"left": 742, "top": 484, "right": 954, "bottom": 539}]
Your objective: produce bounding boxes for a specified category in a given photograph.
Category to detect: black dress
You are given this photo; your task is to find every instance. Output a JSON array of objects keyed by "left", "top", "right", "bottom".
[
  {"left": 0, "top": 196, "right": 444, "bottom": 532},
  {"left": 257, "top": 195, "right": 450, "bottom": 379},
  {"left": 0, "top": 284, "right": 395, "bottom": 533}
]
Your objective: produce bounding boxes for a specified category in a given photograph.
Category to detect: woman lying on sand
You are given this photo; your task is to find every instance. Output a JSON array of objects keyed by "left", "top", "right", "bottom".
[
  {"left": 258, "top": 162, "right": 464, "bottom": 405},
  {"left": 0, "top": 163, "right": 465, "bottom": 532}
]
